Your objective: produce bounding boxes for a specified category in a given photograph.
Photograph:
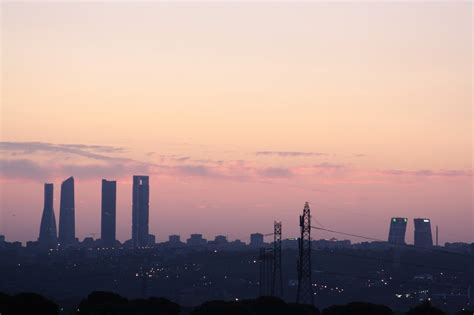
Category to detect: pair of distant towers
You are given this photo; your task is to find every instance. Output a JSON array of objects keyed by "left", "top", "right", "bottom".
[
  {"left": 38, "top": 177, "right": 75, "bottom": 248},
  {"left": 388, "top": 217, "right": 434, "bottom": 247},
  {"left": 38, "top": 175, "right": 150, "bottom": 249}
]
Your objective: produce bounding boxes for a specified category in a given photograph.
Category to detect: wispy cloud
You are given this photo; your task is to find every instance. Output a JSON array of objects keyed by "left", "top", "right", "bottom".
[
  {"left": 0, "top": 141, "right": 127, "bottom": 162},
  {"left": 257, "top": 167, "right": 293, "bottom": 178},
  {"left": 1, "top": 142, "right": 471, "bottom": 183},
  {"left": 0, "top": 159, "right": 50, "bottom": 180},
  {"left": 174, "top": 165, "right": 217, "bottom": 177},
  {"left": 255, "top": 151, "right": 327, "bottom": 157},
  {"left": 0, "top": 158, "right": 150, "bottom": 181},
  {"left": 174, "top": 156, "right": 191, "bottom": 162},
  {"left": 380, "top": 169, "right": 473, "bottom": 177},
  {"left": 313, "top": 163, "right": 345, "bottom": 169},
  {"left": 61, "top": 163, "right": 149, "bottom": 180},
  {"left": 0, "top": 141, "right": 148, "bottom": 181},
  {"left": 158, "top": 154, "right": 224, "bottom": 165},
  {"left": 57, "top": 143, "right": 125, "bottom": 153}
]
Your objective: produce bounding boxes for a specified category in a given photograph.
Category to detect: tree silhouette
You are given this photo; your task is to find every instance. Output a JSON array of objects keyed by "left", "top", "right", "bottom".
[
  {"left": 405, "top": 300, "right": 445, "bottom": 315},
  {"left": 77, "top": 291, "right": 180, "bottom": 315},
  {"left": 191, "top": 297, "right": 319, "bottom": 315},
  {"left": 322, "top": 302, "right": 393, "bottom": 315},
  {"left": 191, "top": 300, "right": 251, "bottom": 315},
  {"left": 0, "top": 292, "right": 59, "bottom": 315},
  {"left": 128, "top": 297, "right": 180, "bottom": 315},
  {"left": 77, "top": 291, "right": 128, "bottom": 314}
]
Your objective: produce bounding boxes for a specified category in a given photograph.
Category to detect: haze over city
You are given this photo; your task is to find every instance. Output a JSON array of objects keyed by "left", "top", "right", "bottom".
[{"left": 1, "top": 2, "right": 472, "bottom": 245}]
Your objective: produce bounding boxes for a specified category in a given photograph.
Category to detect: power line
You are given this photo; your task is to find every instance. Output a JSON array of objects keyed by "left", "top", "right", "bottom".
[{"left": 311, "top": 226, "right": 472, "bottom": 258}]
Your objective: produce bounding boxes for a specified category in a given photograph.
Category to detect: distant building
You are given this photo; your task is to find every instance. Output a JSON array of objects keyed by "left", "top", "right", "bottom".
[
  {"left": 414, "top": 218, "right": 433, "bottom": 248},
  {"left": 11, "top": 241, "right": 22, "bottom": 249},
  {"left": 101, "top": 179, "right": 116, "bottom": 247},
  {"left": 169, "top": 235, "right": 181, "bottom": 244},
  {"left": 58, "top": 177, "right": 76, "bottom": 247},
  {"left": 314, "top": 239, "right": 351, "bottom": 249},
  {"left": 388, "top": 217, "right": 407, "bottom": 245},
  {"left": 214, "top": 235, "right": 228, "bottom": 245},
  {"left": 231, "top": 239, "right": 246, "bottom": 247},
  {"left": 147, "top": 234, "right": 156, "bottom": 246},
  {"left": 353, "top": 241, "right": 392, "bottom": 250},
  {"left": 165, "top": 235, "right": 184, "bottom": 249},
  {"left": 444, "top": 242, "right": 471, "bottom": 253},
  {"left": 122, "top": 239, "right": 134, "bottom": 248},
  {"left": 38, "top": 183, "right": 58, "bottom": 249},
  {"left": 82, "top": 237, "right": 95, "bottom": 247},
  {"left": 282, "top": 238, "right": 299, "bottom": 250},
  {"left": 132, "top": 176, "right": 149, "bottom": 247},
  {"left": 187, "top": 234, "right": 207, "bottom": 246},
  {"left": 250, "top": 233, "right": 264, "bottom": 247},
  {"left": 26, "top": 241, "right": 38, "bottom": 249}
]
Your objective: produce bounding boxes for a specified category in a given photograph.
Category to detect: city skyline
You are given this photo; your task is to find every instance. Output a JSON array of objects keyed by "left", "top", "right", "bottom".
[
  {"left": 0, "top": 2, "right": 472, "bottom": 314},
  {"left": 0, "top": 173, "right": 468, "bottom": 248},
  {"left": 1, "top": 2, "right": 472, "bottom": 244}
]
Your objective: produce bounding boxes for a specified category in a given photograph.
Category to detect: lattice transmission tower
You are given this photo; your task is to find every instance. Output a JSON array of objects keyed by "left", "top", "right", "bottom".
[
  {"left": 296, "top": 202, "right": 314, "bottom": 304},
  {"left": 271, "top": 221, "right": 283, "bottom": 297}
]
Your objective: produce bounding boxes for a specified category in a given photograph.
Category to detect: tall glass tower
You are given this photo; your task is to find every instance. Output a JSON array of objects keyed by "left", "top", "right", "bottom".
[
  {"left": 414, "top": 218, "right": 433, "bottom": 248},
  {"left": 101, "top": 179, "right": 116, "bottom": 247},
  {"left": 38, "top": 183, "right": 57, "bottom": 248},
  {"left": 58, "top": 176, "right": 75, "bottom": 247},
  {"left": 132, "top": 175, "right": 149, "bottom": 247},
  {"left": 388, "top": 217, "right": 407, "bottom": 245}
]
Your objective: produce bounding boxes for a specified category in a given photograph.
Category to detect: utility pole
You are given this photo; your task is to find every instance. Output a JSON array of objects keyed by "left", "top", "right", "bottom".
[{"left": 259, "top": 247, "right": 273, "bottom": 296}]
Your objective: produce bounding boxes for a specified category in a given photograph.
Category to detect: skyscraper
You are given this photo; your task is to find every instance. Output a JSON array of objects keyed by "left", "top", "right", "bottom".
[
  {"left": 38, "top": 183, "right": 57, "bottom": 249},
  {"left": 414, "top": 218, "right": 433, "bottom": 248},
  {"left": 132, "top": 175, "right": 149, "bottom": 247},
  {"left": 58, "top": 176, "right": 75, "bottom": 247},
  {"left": 388, "top": 217, "right": 407, "bottom": 245},
  {"left": 101, "top": 179, "right": 116, "bottom": 247}
]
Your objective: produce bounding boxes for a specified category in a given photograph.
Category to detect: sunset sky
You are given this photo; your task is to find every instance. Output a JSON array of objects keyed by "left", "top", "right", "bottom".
[{"left": 1, "top": 2, "right": 472, "bottom": 244}]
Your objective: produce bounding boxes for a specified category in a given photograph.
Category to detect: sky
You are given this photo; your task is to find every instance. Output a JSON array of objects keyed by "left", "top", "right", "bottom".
[{"left": 0, "top": 1, "right": 472, "bottom": 245}]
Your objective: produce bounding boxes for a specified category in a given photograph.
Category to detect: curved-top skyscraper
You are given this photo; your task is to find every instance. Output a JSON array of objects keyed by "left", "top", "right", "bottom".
[
  {"left": 38, "top": 183, "right": 57, "bottom": 249},
  {"left": 58, "top": 176, "right": 76, "bottom": 247}
]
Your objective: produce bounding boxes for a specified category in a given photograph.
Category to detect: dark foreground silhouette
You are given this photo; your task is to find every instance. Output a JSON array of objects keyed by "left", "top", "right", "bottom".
[
  {"left": 78, "top": 291, "right": 181, "bottom": 315},
  {"left": 190, "top": 296, "right": 319, "bottom": 315},
  {"left": 321, "top": 301, "right": 393, "bottom": 315},
  {"left": 0, "top": 292, "right": 59, "bottom": 314},
  {"left": 0, "top": 291, "right": 472, "bottom": 315}
]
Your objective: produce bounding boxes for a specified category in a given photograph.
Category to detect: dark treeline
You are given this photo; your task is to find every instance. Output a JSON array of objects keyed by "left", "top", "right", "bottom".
[{"left": 0, "top": 291, "right": 472, "bottom": 315}]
